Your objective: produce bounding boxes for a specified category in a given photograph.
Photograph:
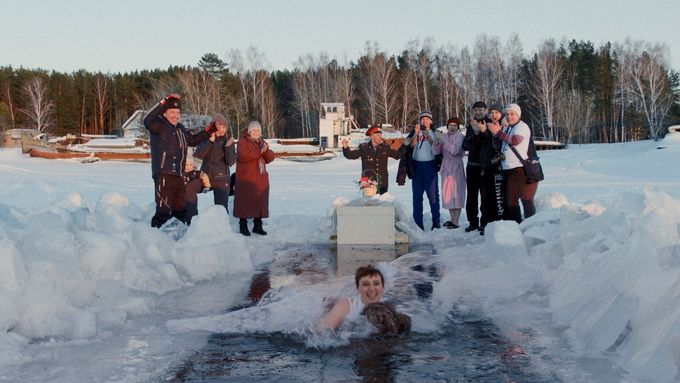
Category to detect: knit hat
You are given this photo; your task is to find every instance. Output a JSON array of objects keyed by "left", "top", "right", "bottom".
[
  {"left": 366, "top": 124, "right": 383, "bottom": 136},
  {"left": 505, "top": 103, "right": 522, "bottom": 117},
  {"left": 488, "top": 104, "right": 503, "bottom": 114},
  {"left": 446, "top": 117, "right": 461, "bottom": 126},
  {"left": 247, "top": 120, "right": 262, "bottom": 133},
  {"left": 213, "top": 113, "right": 229, "bottom": 127},
  {"left": 472, "top": 101, "right": 487, "bottom": 110},
  {"left": 418, "top": 110, "right": 433, "bottom": 122},
  {"left": 164, "top": 98, "right": 181, "bottom": 110}
]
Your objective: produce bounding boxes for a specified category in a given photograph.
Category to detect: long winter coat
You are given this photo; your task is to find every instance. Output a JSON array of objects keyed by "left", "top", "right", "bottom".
[
  {"left": 194, "top": 136, "right": 237, "bottom": 189},
  {"left": 143, "top": 102, "right": 209, "bottom": 178},
  {"left": 233, "top": 132, "right": 276, "bottom": 219},
  {"left": 434, "top": 130, "right": 466, "bottom": 209}
]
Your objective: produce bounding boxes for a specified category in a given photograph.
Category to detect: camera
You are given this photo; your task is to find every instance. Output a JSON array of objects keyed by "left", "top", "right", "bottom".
[
  {"left": 489, "top": 152, "right": 505, "bottom": 167},
  {"left": 474, "top": 116, "right": 492, "bottom": 124}
]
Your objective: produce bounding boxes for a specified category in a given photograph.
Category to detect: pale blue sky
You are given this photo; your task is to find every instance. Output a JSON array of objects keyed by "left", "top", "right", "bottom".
[{"left": 1, "top": 0, "right": 678, "bottom": 73}]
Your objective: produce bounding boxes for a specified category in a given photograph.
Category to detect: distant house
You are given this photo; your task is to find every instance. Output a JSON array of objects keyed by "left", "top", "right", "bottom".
[
  {"left": 318, "top": 102, "right": 356, "bottom": 149},
  {"left": 122, "top": 110, "right": 212, "bottom": 139},
  {"left": 1, "top": 128, "right": 39, "bottom": 148}
]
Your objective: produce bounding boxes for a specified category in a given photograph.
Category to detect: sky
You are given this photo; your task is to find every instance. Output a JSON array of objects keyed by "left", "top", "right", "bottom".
[{"left": 1, "top": 0, "right": 679, "bottom": 73}]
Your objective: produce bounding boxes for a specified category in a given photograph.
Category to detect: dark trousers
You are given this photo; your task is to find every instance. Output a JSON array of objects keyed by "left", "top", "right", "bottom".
[
  {"left": 480, "top": 169, "right": 502, "bottom": 227},
  {"left": 152, "top": 174, "right": 187, "bottom": 227},
  {"left": 211, "top": 178, "right": 230, "bottom": 213},
  {"left": 502, "top": 167, "right": 526, "bottom": 224},
  {"left": 411, "top": 160, "right": 440, "bottom": 229},
  {"left": 521, "top": 181, "right": 539, "bottom": 219},
  {"left": 184, "top": 178, "right": 203, "bottom": 224},
  {"left": 465, "top": 165, "right": 482, "bottom": 227}
]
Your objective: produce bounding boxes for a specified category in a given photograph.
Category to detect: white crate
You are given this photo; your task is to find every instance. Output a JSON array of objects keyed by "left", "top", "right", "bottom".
[{"left": 336, "top": 206, "right": 395, "bottom": 245}]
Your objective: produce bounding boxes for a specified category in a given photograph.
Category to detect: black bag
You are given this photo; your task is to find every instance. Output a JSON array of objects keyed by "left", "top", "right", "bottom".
[
  {"left": 510, "top": 138, "right": 544, "bottom": 184},
  {"left": 523, "top": 158, "right": 544, "bottom": 183}
]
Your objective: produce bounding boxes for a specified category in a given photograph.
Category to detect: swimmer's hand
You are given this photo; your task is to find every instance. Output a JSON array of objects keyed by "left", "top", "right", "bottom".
[{"left": 315, "top": 297, "right": 351, "bottom": 332}]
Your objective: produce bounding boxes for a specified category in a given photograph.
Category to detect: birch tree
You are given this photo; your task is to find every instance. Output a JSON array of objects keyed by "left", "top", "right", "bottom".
[
  {"left": 20, "top": 76, "right": 54, "bottom": 133},
  {"left": 92, "top": 73, "right": 110, "bottom": 135},
  {"left": 627, "top": 41, "right": 674, "bottom": 140},
  {"left": 529, "top": 39, "right": 566, "bottom": 140}
]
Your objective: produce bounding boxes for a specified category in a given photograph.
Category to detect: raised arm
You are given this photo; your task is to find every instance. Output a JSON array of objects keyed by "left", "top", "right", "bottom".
[
  {"left": 316, "top": 297, "right": 351, "bottom": 332},
  {"left": 143, "top": 101, "right": 166, "bottom": 134}
]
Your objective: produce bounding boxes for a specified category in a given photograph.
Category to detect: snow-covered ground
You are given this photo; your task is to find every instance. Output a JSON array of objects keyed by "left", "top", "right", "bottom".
[{"left": 1, "top": 140, "right": 679, "bottom": 382}]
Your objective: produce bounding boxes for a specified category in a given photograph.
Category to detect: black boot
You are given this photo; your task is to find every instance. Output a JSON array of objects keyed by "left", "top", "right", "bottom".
[
  {"left": 239, "top": 219, "right": 251, "bottom": 236},
  {"left": 252, "top": 218, "right": 267, "bottom": 236}
]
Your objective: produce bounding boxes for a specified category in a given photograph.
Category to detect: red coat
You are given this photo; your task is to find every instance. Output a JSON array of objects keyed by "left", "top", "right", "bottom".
[{"left": 233, "top": 133, "right": 276, "bottom": 218}]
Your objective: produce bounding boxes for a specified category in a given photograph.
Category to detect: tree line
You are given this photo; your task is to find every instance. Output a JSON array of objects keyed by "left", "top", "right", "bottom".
[{"left": 1, "top": 34, "right": 678, "bottom": 143}]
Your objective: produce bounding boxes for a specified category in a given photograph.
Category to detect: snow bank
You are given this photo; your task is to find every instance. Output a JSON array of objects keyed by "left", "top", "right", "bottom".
[
  {"left": 0, "top": 191, "right": 252, "bottom": 357},
  {"left": 431, "top": 189, "right": 680, "bottom": 382}
]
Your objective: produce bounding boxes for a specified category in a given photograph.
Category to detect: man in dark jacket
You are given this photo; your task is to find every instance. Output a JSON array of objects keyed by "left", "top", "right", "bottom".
[
  {"left": 144, "top": 93, "right": 216, "bottom": 228},
  {"left": 342, "top": 124, "right": 402, "bottom": 195},
  {"left": 462, "top": 101, "right": 489, "bottom": 233},
  {"left": 193, "top": 113, "right": 237, "bottom": 218},
  {"left": 477, "top": 104, "right": 505, "bottom": 235}
]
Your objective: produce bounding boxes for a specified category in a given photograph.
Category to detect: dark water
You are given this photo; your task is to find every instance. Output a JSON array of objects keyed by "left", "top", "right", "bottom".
[
  {"left": 163, "top": 244, "right": 558, "bottom": 382},
  {"left": 166, "top": 315, "right": 555, "bottom": 383}
]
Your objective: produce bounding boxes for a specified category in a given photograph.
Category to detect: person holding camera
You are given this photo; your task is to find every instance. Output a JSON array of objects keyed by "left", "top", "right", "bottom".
[
  {"left": 144, "top": 93, "right": 216, "bottom": 228},
  {"left": 233, "top": 121, "right": 276, "bottom": 236},
  {"left": 434, "top": 117, "right": 466, "bottom": 229},
  {"left": 193, "top": 113, "right": 237, "bottom": 217},
  {"left": 462, "top": 101, "right": 490, "bottom": 233},
  {"left": 487, "top": 103, "right": 531, "bottom": 224},
  {"left": 477, "top": 104, "right": 505, "bottom": 233},
  {"left": 342, "top": 124, "right": 402, "bottom": 195},
  {"left": 404, "top": 110, "right": 441, "bottom": 231}
]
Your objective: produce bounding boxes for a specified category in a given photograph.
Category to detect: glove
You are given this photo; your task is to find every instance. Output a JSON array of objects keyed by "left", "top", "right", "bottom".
[{"left": 205, "top": 121, "right": 217, "bottom": 135}]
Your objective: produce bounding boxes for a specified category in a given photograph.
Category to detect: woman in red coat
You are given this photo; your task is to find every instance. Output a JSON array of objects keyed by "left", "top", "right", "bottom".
[{"left": 234, "top": 121, "right": 276, "bottom": 236}]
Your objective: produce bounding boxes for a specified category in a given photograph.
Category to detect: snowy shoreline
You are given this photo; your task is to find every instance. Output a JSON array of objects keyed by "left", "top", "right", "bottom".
[{"left": 1, "top": 141, "right": 679, "bottom": 382}]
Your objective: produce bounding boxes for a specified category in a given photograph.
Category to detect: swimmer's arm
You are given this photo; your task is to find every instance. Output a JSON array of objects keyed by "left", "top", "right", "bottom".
[{"left": 316, "top": 298, "right": 351, "bottom": 332}]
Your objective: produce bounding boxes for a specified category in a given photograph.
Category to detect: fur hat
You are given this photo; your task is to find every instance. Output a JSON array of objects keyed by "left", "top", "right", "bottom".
[
  {"left": 164, "top": 98, "right": 181, "bottom": 110},
  {"left": 213, "top": 113, "right": 229, "bottom": 127},
  {"left": 446, "top": 117, "right": 461, "bottom": 126},
  {"left": 366, "top": 124, "right": 383, "bottom": 136},
  {"left": 488, "top": 104, "right": 504, "bottom": 114},
  {"left": 418, "top": 110, "right": 433, "bottom": 122},
  {"left": 505, "top": 103, "right": 522, "bottom": 117},
  {"left": 472, "top": 101, "right": 487, "bottom": 110},
  {"left": 247, "top": 120, "right": 262, "bottom": 133}
]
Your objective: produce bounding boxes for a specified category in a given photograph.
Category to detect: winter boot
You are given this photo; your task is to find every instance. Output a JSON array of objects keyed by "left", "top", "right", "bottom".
[
  {"left": 252, "top": 218, "right": 267, "bottom": 236},
  {"left": 239, "top": 219, "right": 251, "bottom": 236}
]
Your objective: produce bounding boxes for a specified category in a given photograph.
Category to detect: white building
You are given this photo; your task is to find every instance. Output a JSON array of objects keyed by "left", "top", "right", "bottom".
[{"left": 318, "top": 102, "right": 355, "bottom": 149}]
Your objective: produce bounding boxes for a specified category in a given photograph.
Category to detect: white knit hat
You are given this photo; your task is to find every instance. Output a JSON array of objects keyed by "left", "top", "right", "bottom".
[
  {"left": 247, "top": 120, "right": 262, "bottom": 133},
  {"left": 505, "top": 103, "right": 521, "bottom": 118}
]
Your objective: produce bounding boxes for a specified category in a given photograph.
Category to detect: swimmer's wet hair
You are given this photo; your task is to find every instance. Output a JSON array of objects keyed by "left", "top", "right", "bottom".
[
  {"left": 355, "top": 265, "right": 384, "bottom": 288},
  {"left": 361, "top": 302, "right": 411, "bottom": 336}
]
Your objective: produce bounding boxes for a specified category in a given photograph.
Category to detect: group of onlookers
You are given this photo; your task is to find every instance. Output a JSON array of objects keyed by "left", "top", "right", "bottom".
[
  {"left": 144, "top": 93, "right": 540, "bottom": 237},
  {"left": 144, "top": 94, "right": 274, "bottom": 237},
  {"left": 344, "top": 101, "right": 541, "bottom": 233}
]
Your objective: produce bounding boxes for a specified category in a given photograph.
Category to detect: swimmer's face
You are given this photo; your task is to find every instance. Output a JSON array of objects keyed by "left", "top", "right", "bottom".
[{"left": 357, "top": 274, "right": 384, "bottom": 305}]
